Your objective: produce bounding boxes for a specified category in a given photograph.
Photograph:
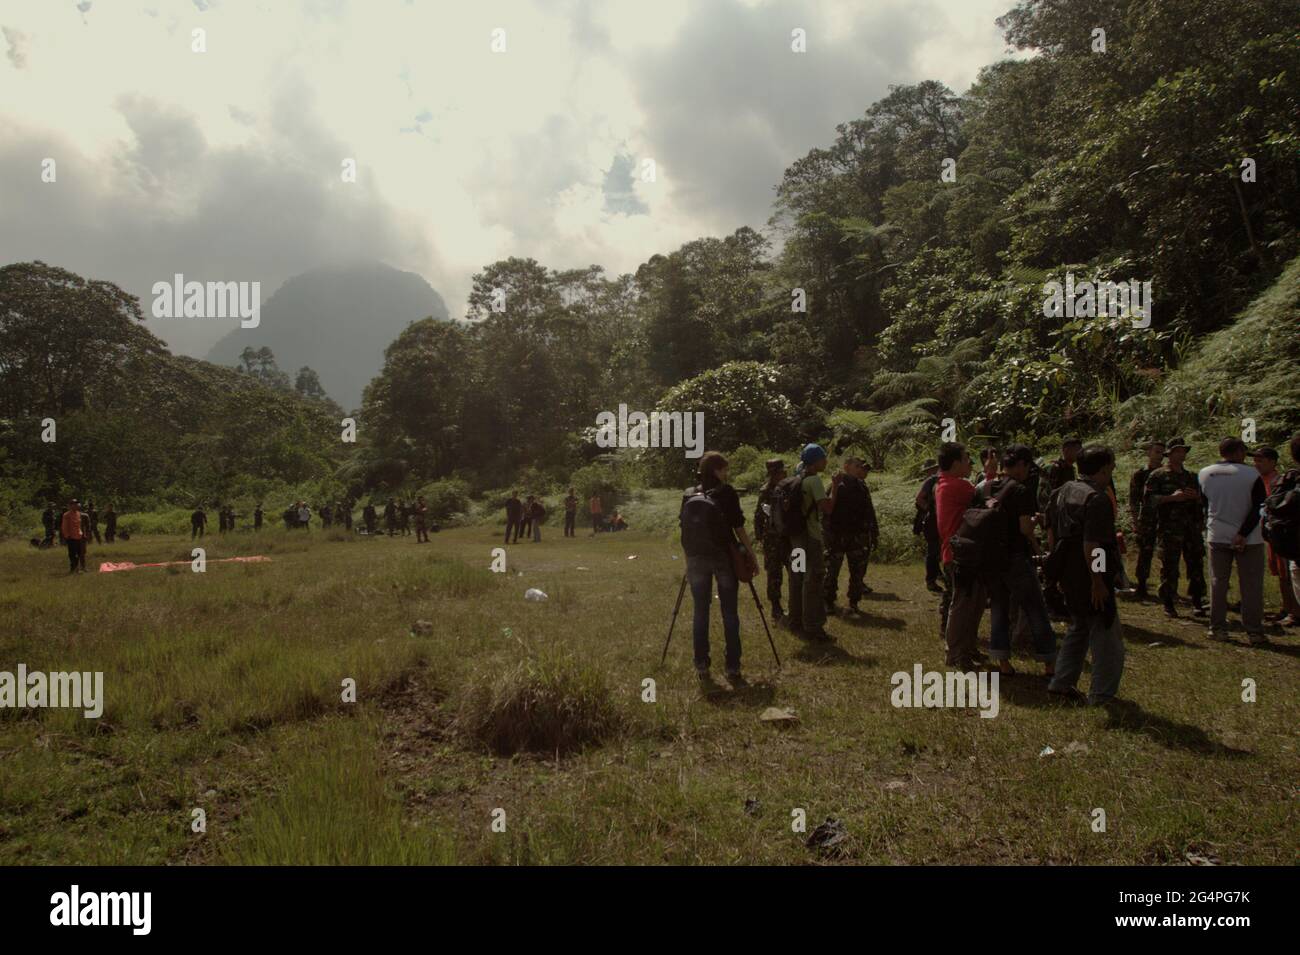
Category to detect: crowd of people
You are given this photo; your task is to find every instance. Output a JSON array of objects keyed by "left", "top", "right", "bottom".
[
  {"left": 676, "top": 433, "right": 1300, "bottom": 693},
  {"left": 500, "top": 489, "right": 628, "bottom": 544}
]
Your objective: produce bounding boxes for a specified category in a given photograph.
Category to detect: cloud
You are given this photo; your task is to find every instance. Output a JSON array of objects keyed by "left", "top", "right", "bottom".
[
  {"left": 602, "top": 153, "right": 649, "bottom": 216},
  {"left": 3, "top": 26, "right": 29, "bottom": 68}
]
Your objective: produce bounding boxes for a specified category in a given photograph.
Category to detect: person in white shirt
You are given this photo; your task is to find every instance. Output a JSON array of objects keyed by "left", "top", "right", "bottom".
[{"left": 1198, "top": 437, "right": 1268, "bottom": 645}]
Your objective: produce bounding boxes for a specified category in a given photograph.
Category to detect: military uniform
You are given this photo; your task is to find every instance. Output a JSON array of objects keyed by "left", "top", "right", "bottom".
[
  {"left": 755, "top": 479, "right": 789, "bottom": 616},
  {"left": 1144, "top": 466, "right": 1205, "bottom": 607},
  {"left": 823, "top": 475, "right": 878, "bottom": 609},
  {"left": 1128, "top": 464, "right": 1159, "bottom": 591}
]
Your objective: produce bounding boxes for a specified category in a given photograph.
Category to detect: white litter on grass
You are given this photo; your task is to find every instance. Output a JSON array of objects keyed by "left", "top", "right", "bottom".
[
  {"left": 627, "top": 555, "right": 638, "bottom": 560},
  {"left": 1147, "top": 641, "right": 1164, "bottom": 647},
  {"left": 576, "top": 566, "right": 589, "bottom": 571},
  {"left": 524, "top": 588, "right": 548, "bottom": 601},
  {"left": 1039, "top": 746, "right": 1056, "bottom": 758}
]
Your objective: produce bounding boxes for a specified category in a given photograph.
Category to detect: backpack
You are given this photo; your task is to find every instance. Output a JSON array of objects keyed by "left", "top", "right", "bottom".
[
  {"left": 679, "top": 486, "right": 731, "bottom": 557},
  {"left": 770, "top": 474, "right": 810, "bottom": 538},
  {"left": 1263, "top": 470, "right": 1300, "bottom": 561},
  {"left": 949, "top": 480, "right": 1018, "bottom": 573}
]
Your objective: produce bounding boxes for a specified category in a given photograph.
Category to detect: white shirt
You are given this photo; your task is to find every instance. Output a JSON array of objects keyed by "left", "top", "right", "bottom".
[{"left": 1198, "top": 461, "right": 1264, "bottom": 546}]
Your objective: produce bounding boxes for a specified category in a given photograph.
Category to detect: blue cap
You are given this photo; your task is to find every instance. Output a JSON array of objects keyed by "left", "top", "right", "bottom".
[{"left": 800, "top": 443, "right": 827, "bottom": 466}]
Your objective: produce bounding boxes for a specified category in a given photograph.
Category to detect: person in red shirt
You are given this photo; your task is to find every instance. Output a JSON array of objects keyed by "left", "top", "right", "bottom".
[
  {"left": 60, "top": 498, "right": 87, "bottom": 574},
  {"left": 934, "top": 442, "right": 988, "bottom": 669}
]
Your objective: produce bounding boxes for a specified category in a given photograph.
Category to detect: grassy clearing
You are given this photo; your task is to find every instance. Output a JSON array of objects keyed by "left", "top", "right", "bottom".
[{"left": 0, "top": 521, "right": 1296, "bottom": 865}]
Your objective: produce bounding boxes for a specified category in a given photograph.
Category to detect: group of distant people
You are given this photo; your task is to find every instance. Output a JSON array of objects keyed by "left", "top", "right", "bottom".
[
  {"left": 673, "top": 432, "right": 1299, "bottom": 692},
  {"left": 40, "top": 499, "right": 123, "bottom": 573},
  {"left": 187, "top": 497, "right": 439, "bottom": 542},
  {"left": 501, "top": 488, "right": 627, "bottom": 544}
]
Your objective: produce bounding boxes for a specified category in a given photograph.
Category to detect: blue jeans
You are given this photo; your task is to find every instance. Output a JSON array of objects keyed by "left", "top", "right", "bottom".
[
  {"left": 686, "top": 553, "right": 740, "bottom": 673},
  {"left": 1049, "top": 608, "right": 1125, "bottom": 704},
  {"left": 989, "top": 553, "right": 1057, "bottom": 662}
]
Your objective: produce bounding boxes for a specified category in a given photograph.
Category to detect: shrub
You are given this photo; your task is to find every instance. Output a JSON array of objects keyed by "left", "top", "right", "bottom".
[{"left": 457, "top": 651, "right": 622, "bottom": 756}]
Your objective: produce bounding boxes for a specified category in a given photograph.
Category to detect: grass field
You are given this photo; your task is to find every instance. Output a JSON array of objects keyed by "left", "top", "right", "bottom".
[{"left": 0, "top": 523, "right": 1296, "bottom": 865}]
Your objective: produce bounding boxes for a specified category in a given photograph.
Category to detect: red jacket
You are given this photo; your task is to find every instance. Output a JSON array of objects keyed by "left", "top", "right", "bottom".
[{"left": 935, "top": 475, "right": 974, "bottom": 565}]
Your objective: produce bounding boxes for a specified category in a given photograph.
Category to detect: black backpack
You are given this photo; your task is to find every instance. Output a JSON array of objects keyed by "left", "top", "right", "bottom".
[
  {"left": 770, "top": 474, "right": 810, "bottom": 538},
  {"left": 1263, "top": 471, "right": 1300, "bottom": 561},
  {"left": 680, "top": 486, "right": 730, "bottom": 557},
  {"left": 949, "top": 480, "right": 1018, "bottom": 572}
]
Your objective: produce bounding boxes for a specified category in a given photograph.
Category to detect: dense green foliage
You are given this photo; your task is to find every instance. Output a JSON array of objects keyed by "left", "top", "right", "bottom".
[{"left": 3, "top": 0, "right": 1298, "bottom": 533}]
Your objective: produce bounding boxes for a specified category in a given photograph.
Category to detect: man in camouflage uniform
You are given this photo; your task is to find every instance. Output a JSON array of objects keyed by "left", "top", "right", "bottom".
[
  {"left": 1127, "top": 439, "right": 1165, "bottom": 599},
  {"left": 823, "top": 456, "right": 879, "bottom": 614},
  {"left": 754, "top": 458, "right": 790, "bottom": 621},
  {"left": 1144, "top": 437, "right": 1207, "bottom": 617}
]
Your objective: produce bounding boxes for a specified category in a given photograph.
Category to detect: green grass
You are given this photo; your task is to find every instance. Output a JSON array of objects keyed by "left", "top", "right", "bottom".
[{"left": 0, "top": 523, "right": 1296, "bottom": 864}]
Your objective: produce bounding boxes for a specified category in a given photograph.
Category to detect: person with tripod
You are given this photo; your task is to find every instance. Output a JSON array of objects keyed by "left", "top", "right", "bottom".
[{"left": 677, "top": 452, "right": 758, "bottom": 687}]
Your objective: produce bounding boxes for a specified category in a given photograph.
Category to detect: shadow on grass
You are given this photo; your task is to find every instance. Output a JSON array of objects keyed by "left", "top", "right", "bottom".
[
  {"left": 1121, "top": 622, "right": 1205, "bottom": 650},
  {"left": 834, "top": 610, "right": 907, "bottom": 631},
  {"left": 861, "top": 590, "right": 904, "bottom": 603},
  {"left": 1101, "top": 699, "right": 1252, "bottom": 757},
  {"left": 701, "top": 681, "right": 777, "bottom": 709},
  {"left": 792, "top": 642, "right": 876, "bottom": 668}
]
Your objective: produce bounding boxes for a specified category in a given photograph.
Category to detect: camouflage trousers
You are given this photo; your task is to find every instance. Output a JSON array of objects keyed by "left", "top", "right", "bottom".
[
  {"left": 824, "top": 530, "right": 870, "bottom": 606},
  {"left": 761, "top": 537, "right": 790, "bottom": 610},
  {"left": 1157, "top": 532, "right": 1206, "bottom": 605},
  {"left": 1134, "top": 521, "right": 1157, "bottom": 588}
]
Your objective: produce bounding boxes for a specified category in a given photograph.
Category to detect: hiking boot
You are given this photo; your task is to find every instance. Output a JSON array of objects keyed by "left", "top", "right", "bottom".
[
  {"left": 806, "top": 628, "right": 836, "bottom": 643},
  {"left": 1163, "top": 601, "right": 1179, "bottom": 618},
  {"left": 1192, "top": 602, "right": 1208, "bottom": 618},
  {"left": 1133, "top": 584, "right": 1149, "bottom": 601},
  {"left": 848, "top": 601, "right": 860, "bottom": 614},
  {"left": 1206, "top": 629, "right": 1230, "bottom": 642},
  {"left": 1248, "top": 634, "right": 1272, "bottom": 648},
  {"left": 695, "top": 667, "right": 713, "bottom": 684},
  {"left": 724, "top": 669, "right": 747, "bottom": 687},
  {"left": 771, "top": 603, "right": 784, "bottom": 622},
  {"left": 926, "top": 580, "right": 945, "bottom": 594}
]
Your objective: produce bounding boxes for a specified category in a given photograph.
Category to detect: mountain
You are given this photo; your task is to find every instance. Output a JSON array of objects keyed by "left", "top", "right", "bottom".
[{"left": 204, "top": 262, "right": 450, "bottom": 408}]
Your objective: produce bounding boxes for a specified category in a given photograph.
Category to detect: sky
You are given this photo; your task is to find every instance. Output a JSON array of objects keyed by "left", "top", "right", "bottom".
[{"left": 0, "top": 0, "right": 1018, "bottom": 356}]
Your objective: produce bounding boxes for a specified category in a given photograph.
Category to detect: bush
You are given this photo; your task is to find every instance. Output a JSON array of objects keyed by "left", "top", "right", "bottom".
[
  {"left": 457, "top": 651, "right": 622, "bottom": 756},
  {"left": 416, "top": 477, "right": 471, "bottom": 521}
]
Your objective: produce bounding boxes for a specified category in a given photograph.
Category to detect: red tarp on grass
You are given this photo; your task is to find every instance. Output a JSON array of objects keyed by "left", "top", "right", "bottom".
[{"left": 98, "top": 555, "right": 272, "bottom": 573}]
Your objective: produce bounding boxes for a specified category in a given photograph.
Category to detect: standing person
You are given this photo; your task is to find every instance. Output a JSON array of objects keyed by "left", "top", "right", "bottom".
[
  {"left": 936, "top": 442, "right": 986, "bottom": 669},
  {"left": 383, "top": 499, "right": 397, "bottom": 536},
  {"left": 321, "top": 502, "right": 333, "bottom": 528},
  {"left": 363, "top": 501, "right": 377, "bottom": 535},
  {"left": 563, "top": 487, "right": 577, "bottom": 537},
  {"left": 399, "top": 500, "right": 412, "bottom": 536},
  {"left": 913, "top": 460, "right": 944, "bottom": 593},
  {"left": 254, "top": 503, "right": 264, "bottom": 531},
  {"left": 519, "top": 496, "right": 534, "bottom": 541},
  {"left": 529, "top": 496, "right": 545, "bottom": 542},
  {"left": 678, "top": 451, "right": 758, "bottom": 686},
  {"left": 1253, "top": 447, "right": 1299, "bottom": 625},
  {"left": 61, "top": 499, "right": 87, "bottom": 573},
  {"left": 975, "top": 447, "right": 999, "bottom": 490},
  {"left": 755, "top": 458, "right": 790, "bottom": 621},
  {"left": 86, "top": 501, "right": 102, "bottom": 543},
  {"left": 1046, "top": 445, "right": 1126, "bottom": 705},
  {"left": 42, "top": 502, "right": 56, "bottom": 547},
  {"left": 504, "top": 491, "right": 523, "bottom": 544},
  {"left": 226, "top": 504, "right": 237, "bottom": 532},
  {"left": 1038, "top": 437, "right": 1083, "bottom": 512},
  {"left": 414, "top": 496, "right": 430, "bottom": 543},
  {"left": 979, "top": 445, "right": 1057, "bottom": 678},
  {"left": 589, "top": 492, "right": 604, "bottom": 534},
  {"left": 1145, "top": 438, "right": 1207, "bottom": 618},
  {"left": 104, "top": 503, "right": 117, "bottom": 543},
  {"left": 297, "top": 501, "right": 311, "bottom": 530},
  {"left": 191, "top": 504, "right": 207, "bottom": 540},
  {"left": 1199, "top": 438, "right": 1269, "bottom": 645},
  {"left": 822, "top": 456, "right": 879, "bottom": 615},
  {"left": 217, "top": 505, "right": 228, "bottom": 534},
  {"left": 340, "top": 501, "right": 352, "bottom": 531},
  {"left": 786, "top": 444, "right": 841, "bottom": 643},
  {"left": 1128, "top": 439, "right": 1166, "bottom": 600}
]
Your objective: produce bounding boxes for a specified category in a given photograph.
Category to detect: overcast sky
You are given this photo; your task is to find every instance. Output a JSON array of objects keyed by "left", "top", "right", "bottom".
[{"left": 1, "top": 0, "right": 1017, "bottom": 356}]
